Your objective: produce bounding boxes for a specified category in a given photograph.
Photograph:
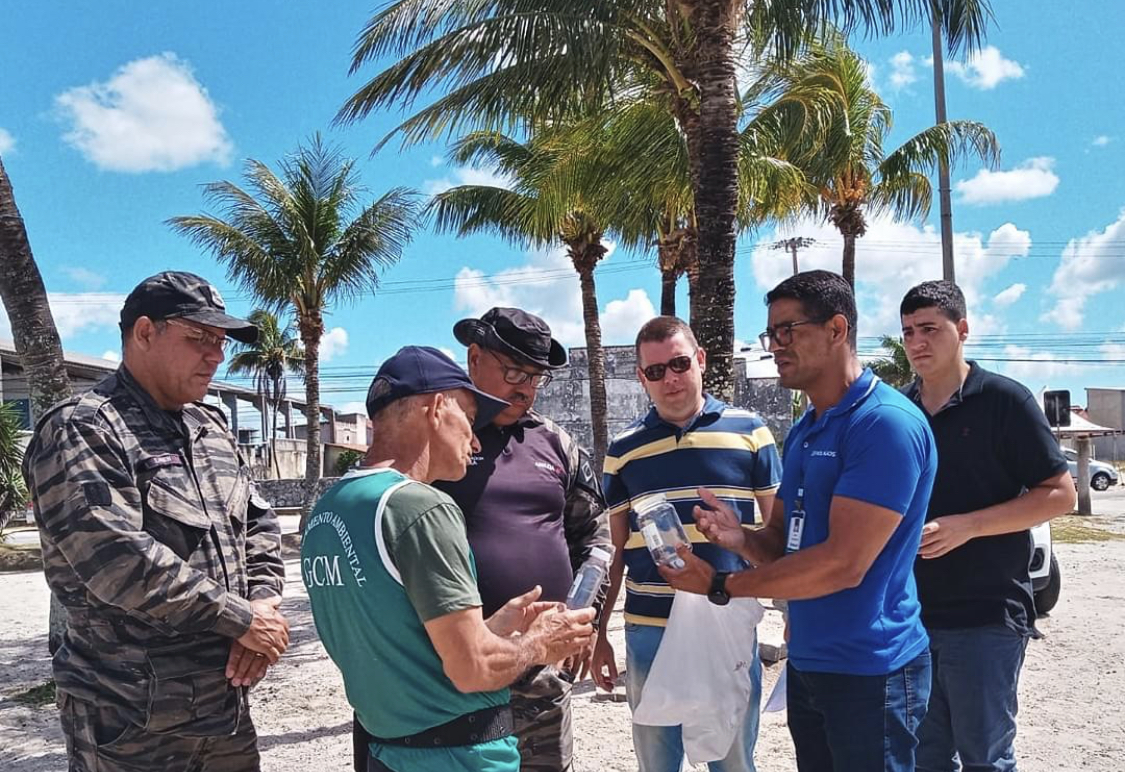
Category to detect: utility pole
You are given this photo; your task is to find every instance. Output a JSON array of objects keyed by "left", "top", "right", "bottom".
[
  {"left": 931, "top": 2, "right": 956, "bottom": 282},
  {"left": 770, "top": 237, "right": 816, "bottom": 276}
]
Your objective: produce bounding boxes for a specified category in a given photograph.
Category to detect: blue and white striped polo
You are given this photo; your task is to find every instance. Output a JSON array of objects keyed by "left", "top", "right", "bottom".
[{"left": 603, "top": 394, "right": 782, "bottom": 626}]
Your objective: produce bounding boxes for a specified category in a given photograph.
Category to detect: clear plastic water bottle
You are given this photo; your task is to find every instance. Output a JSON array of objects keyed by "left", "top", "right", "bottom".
[
  {"left": 634, "top": 494, "right": 691, "bottom": 570},
  {"left": 566, "top": 546, "right": 614, "bottom": 609}
]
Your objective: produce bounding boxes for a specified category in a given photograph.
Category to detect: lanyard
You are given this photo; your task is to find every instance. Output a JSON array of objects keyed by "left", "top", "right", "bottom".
[{"left": 786, "top": 486, "right": 806, "bottom": 554}]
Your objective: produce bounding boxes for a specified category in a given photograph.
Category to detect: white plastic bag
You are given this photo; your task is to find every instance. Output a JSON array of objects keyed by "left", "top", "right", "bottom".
[{"left": 632, "top": 593, "right": 764, "bottom": 764}]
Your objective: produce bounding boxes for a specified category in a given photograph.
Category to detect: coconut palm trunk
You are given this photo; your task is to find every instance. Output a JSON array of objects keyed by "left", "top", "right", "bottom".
[
  {"left": 569, "top": 241, "right": 609, "bottom": 472},
  {"left": 0, "top": 156, "right": 73, "bottom": 655},
  {"left": 684, "top": 0, "right": 741, "bottom": 402},
  {"left": 660, "top": 267, "right": 678, "bottom": 317},
  {"left": 297, "top": 310, "right": 323, "bottom": 526}
]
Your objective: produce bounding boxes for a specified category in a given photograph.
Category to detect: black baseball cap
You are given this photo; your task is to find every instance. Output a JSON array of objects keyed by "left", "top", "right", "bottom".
[
  {"left": 120, "top": 271, "right": 259, "bottom": 343},
  {"left": 453, "top": 307, "right": 567, "bottom": 369},
  {"left": 366, "top": 346, "right": 509, "bottom": 429}
]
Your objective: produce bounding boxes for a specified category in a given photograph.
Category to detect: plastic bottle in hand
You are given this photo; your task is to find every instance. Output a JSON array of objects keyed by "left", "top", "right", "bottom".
[
  {"left": 566, "top": 546, "right": 613, "bottom": 609},
  {"left": 634, "top": 494, "right": 691, "bottom": 569}
]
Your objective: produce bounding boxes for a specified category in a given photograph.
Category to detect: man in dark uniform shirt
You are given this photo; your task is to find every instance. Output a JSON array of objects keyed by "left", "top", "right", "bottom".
[{"left": 353, "top": 308, "right": 609, "bottom": 772}]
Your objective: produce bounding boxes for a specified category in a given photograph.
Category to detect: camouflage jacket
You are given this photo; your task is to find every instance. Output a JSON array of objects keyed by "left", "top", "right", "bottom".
[{"left": 23, "top": 366, "right": 284, "bottom": 735}]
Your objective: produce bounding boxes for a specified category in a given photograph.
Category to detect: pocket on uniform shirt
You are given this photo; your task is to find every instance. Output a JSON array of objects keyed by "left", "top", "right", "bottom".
[
  {"left": 144, "top": 647, "right": 240, "bottom": 737},
  {"left": 143, "top": 470, "right": 211, "bottom": 560}
]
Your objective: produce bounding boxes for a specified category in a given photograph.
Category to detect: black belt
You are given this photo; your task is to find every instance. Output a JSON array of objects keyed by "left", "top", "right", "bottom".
[{"left": 367, "top": 704, "right": 513, "bottom": 748}]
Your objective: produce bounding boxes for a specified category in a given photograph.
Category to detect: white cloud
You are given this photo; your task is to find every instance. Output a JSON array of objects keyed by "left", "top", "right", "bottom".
[
  {"left": 454, "top": 242, "right": 659, "bottom": 350},
  {"left": 0, "top": 292, "right": 126, "bottom": 341},
  {"left": 992, "top": 282, "right": 1026, "bottom": 307},
  {"left": 54, "top": 53, "right": 233, "bottom": 173},
  {"left": 1000, "top": 344, "right": 1068, "bottom": 385},
  {"left": 600, "top": 289, "right": 656, "bottom": 343},
  {"left": 955, "top": 157, "right": 1059, "bottom": 205},
  {"left": 430, "top": 155, "right": 444, "bottom": 167},
  {"left": 945, "top": 46, "right": 1025, "bottom": 90},
  {"left": 338, "top": 401, "right": 367, "bottom": 416},
  {"left": 423, "top": 165, "right": 514, "bottom": 196},
  {"left": 60, "top": 266, "right": 107, "bottom": 290},
  {"left": 437, "top": 346, "right": 462, "bottom": 365},
  {"left": 1092, "top": 135, "right": 1112, "bottom": 148},
  {"left": 751, "top": 216, "right": 1030, "bottom": 339},
  {"left": 101, "top": 350, "right": 120, "bottom": 362},
  {"left": 1042, "top": 209, "right": 1125, "bottom": 330},
  {"left": 862, "top": 61, "right": 877, "bottom": 89},
  {"left": 888, "top": 51, "right": 917, "bottom": 90},
  {"left": 320, "top": 327, "right": 349, "bottom": 362},
  {"left": 0, "top": 128, "right": 14, "bottom": 155}
]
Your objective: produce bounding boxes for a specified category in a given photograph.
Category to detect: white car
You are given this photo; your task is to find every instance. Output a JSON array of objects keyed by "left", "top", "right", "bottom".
[
  {"left": 1063, "top": 448, "right": 1119, "bottom": 492},
  {"left": 1030, "top": 522, "right": 1061, "bottom": 615}
]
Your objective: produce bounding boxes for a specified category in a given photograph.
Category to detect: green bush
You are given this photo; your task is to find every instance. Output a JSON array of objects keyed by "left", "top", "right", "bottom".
[{"left": 334, "top": 449, "right": 364, "bottom": 477}]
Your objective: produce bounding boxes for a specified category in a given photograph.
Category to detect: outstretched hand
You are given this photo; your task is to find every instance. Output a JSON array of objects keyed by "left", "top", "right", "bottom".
[
  {"left": 487, "top": 585, "right": 560, "bottom": 637},
  {"left": 693, "top": 487, "right": 746, "bottom": 553}
]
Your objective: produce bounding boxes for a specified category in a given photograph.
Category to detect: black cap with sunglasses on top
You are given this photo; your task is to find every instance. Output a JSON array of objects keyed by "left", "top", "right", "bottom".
[
  {"left": 453, "top": 307, "right": 567, "bottom": 370},
  {"left": 120, "top": 271, "right": 259, "bottom": 343},
  {"left": 366, "top": 346, "right": 510, "bottom": 430}
]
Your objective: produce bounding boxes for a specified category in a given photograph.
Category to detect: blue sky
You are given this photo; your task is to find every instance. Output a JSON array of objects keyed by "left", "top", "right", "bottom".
[{"left": 1, "top": 2, "right": 1123, "bottom": 423}]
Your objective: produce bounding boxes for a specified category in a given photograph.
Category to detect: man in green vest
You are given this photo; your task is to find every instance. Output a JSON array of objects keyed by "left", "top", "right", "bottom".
[{"left": 303, "top": 346, "right": 597, "bottom": 772}]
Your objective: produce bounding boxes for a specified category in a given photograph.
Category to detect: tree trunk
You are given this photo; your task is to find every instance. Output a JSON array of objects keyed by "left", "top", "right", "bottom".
[
  {"left": 683, "top": 0, "right": 740, "bottom": 403},
  {"left": 660, "top": 269, "right": 678, "bottom": 317},
  {"left": 577, "top": 268, "right": 608, "bottom": 473},
  {"left": 0, "top": 156, "right": 74, "bottom": 655},
  {"left": 842, "top": 232, "right": 857, "bottom": 289},
  {"left": 297, "top": 309, "right": 324, "bottom": 528}
]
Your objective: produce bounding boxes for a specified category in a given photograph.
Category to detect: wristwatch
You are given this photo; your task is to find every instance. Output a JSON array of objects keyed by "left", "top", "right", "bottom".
[{"left": 708, "top": 571, "right": 731, "bottom": 606}]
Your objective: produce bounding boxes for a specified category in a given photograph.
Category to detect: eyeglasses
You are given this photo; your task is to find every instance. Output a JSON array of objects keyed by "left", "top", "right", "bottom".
[
  {"left": 641, "top": 354, "right": 694, "bottom": 382},
  {"left": 486, "top": 349, "right": 552, "bottom": 388},
  {"left": 164, "top": 318, "right": 229, "bottom": 351},
  {"left": 759, "top": 319, "right": 825, "bottom": 350}
]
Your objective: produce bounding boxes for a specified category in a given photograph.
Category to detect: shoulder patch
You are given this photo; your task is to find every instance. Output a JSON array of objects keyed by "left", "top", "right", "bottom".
[
  {"left": 574, "top": 447, "right": 603, "bottom": 501},
  {"left": 82, "top": 481, "right": 112, "bottom": 507}
]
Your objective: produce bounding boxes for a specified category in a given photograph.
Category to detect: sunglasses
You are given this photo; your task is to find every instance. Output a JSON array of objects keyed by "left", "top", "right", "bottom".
[
  {"left": 641, "top": 354, "right": 694, "bottom": 382},
  {"left": 164, "top": 318, "right": 229, "bottom": 351},
  {"left": 485, "top": 348, "right": 553, "bottom": 388}
]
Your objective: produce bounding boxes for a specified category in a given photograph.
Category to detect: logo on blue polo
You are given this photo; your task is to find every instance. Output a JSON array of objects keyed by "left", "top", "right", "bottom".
[{"left": 810, "top": 450, "right": 837, "bottom": 458}]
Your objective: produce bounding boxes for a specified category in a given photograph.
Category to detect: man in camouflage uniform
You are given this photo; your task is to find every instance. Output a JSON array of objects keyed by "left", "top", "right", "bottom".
[
  {"left": 351, "top": 307, "right": 610, "bottom": 772},
  {"left": 23, "top": 271, "right": 289, "bottom": 772}
]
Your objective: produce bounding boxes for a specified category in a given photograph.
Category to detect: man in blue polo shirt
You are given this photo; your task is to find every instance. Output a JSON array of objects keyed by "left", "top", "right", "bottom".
[
  {"left": 664, "top": 271, "right": 937, "bottom": 772},
  {"left": 900, "top": 281, "right": 1075, "bottom": 772},
  {"left": 592, "top": 315, "right": 782, "bottom": 772}
]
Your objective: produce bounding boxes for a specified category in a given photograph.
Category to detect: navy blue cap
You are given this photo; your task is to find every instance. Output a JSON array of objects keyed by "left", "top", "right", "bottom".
[{"left": 366, "top": 346, "right": 509, "bottom": 429}]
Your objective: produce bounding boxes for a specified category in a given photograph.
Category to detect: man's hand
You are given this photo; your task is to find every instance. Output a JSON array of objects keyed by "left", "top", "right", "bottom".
[
  {"left": 657, "top": 544, "right": 715, "bottom": 595},
  {"left": 527, "top": 606, "right": 596, "bottom": 664},
  {"left": 587, "top": 633, "right": 619, "bottom": 692},
  {"left": 235, "top": 597, "right": 290, "bottom": 664},
  {"left": 693, "top": 488, "right": 747, "bottom": 554},
  {"left": 486, "top": 585, "right": 560, "bottom": 637},
  {"left": 226, "top": 640, "right": 270, "bottom": 687},
  {"left": 919, "top": 514, "right": 977, "bottom": 559},
  {"left": 562, "top": 638, "right": 594, "bottom": 678}
]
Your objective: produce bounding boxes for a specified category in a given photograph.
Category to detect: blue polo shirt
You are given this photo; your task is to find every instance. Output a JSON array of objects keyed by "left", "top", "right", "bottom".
[
  {"left": 781, "top": 368, "right": 936, "bottom": 676},
  {"left": 603, "top": 394, "right": 782, "bottom": 626}
]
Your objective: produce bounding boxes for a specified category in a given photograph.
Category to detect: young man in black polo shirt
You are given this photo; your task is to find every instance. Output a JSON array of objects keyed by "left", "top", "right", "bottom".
[{"left": 900, "top": 281, "right": 1076, "bottom": 772}]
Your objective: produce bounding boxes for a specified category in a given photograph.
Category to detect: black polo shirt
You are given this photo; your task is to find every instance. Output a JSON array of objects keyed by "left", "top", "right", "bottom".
[
  {"left": 434, "top": 412, "right": 575, "bottom": 617},
  {"left": 904, "top": 361, "right": 1068, "bottom": 634}
]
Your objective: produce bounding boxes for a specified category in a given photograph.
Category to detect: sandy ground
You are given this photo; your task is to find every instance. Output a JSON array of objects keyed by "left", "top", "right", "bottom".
[{"left": 3, "top": 488, "right": 1124, "bottom": 772}]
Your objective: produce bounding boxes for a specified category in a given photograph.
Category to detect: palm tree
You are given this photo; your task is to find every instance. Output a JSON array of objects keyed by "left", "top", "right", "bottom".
[
  {"left": 226, "top": 309, "right": 305, "bottom": 479},
  {"left": 870, "top": 335, "right": 914, "bottom": 388},
  {"left": 428, "top": 129, "right": 614, "bottom": 469},
  {"left": 0, "top": 155, "right": 74, "bottom": 654},
  {"left": 0, "top": 401, "right": 28, "bottom": 534},
  {"left": 776, "top": 37, "right": 1000, "bottom": 287},
  {"left": 168, "top": 135, "right": 421, "bottom": 515},
  {"left": 335, "top": 0, "right": 992, "bottom": 400}
]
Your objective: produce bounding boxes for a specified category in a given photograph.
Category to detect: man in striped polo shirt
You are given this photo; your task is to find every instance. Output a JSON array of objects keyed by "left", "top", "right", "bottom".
[{"left": 589, "top": 316, "right": 782, "bottom": 772}]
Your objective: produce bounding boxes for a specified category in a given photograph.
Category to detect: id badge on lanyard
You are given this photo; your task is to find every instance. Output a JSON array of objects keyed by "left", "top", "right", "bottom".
[{"left": 786, "top": 487, "right": 806, "bottom": 554}]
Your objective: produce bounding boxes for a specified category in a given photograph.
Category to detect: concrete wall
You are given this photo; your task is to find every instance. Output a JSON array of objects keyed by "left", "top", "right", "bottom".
[
  {"left": 533, "top": 345, "right": 793, "bottom": 459},
  {"left": 1087, "top": 388, "right": 1125, "bottom": 461},
  {"left": 256, "top": 477, "right": 340, "bottom": 509}
]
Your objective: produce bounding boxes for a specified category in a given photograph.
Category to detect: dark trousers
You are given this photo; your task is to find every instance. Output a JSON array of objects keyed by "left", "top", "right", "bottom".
[
  {"left": 916, "top": 626, "right": 1029, "bottom": 772},
  {"left": 787, "top": 650, "right": 932, "bottom": 772},
  {"left": 60, "top": 693, "right": 260, "bottom": 772}
]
